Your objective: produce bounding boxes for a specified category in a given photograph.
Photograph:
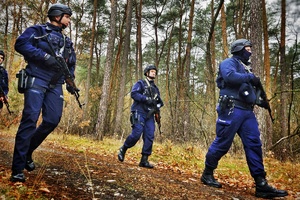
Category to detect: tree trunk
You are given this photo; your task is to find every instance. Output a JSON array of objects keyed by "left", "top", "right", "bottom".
[
  {"left": 7, "top": 1, "right": 21, "bottom": 75},
  {"left": 221, "top": 4, "right": 228, "bottom": 59},
  {"left": 84, "top": 0, "right": 97, "bottom": 119},
  {"left": 182, "top": 0, "right": 195, "bottom": 137},
  {"left": 114, "top": 0, "right": 133, "bottom": 136},
  {"left": 278, "top": 0, "right": 289, "bottom": 159},
  {"left": 262, "top": 0, "right": 273, "bottom": 149},
  {"left": 73, "top": 1, "right": 85, "bottom": 52},
  {"left": 95, "top": 0, "right": 117, "bottom": 140},
  {"left": 135, "top": 0, "right": 143, "bottom": 80},
  {"left": 250, "top": 0, "right": 265, "bottom": 151},
  {"left": 165, "top": 24, "right": 175, "bottom": 135},
  {"left": 175, "top": 0, "right": 184, "bottom": 138},
  {"left": 205, "top": 0, "right": 224, "bottom": 141}
]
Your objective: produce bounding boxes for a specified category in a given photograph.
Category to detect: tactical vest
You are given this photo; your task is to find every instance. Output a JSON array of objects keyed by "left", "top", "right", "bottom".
[
  {"left": 0, "top": 66, "right": 6, "bottom": 87},
  {"left": 141, "top": 79, "right": 158, "bottom": 99},
  {"left": 33, "top": 24, "right": 75, "bottom": 65}
]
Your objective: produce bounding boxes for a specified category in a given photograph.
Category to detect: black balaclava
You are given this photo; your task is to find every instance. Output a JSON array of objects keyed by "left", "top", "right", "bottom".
[{"left": 233, "top": 48, "right": 252, "bottom": 65}]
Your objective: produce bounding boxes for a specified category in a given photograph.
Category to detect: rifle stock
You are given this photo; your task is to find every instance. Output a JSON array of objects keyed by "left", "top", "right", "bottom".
[{"left": 155, "top": 112, "right": 162, "bottom": 135}]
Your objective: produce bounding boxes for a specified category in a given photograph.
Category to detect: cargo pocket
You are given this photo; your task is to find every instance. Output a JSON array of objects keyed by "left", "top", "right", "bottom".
[{"left": 216, "top": 118, "right": 232, "bottom": 137}]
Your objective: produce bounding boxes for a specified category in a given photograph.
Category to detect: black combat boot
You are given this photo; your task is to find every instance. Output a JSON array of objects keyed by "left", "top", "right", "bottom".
[
  {"left": 139, "top": 154, "right": 154, "bottom": 168},
  {"left": 118, "top": 146, "right": 127, "bottom": 162},
  {"left": 10, "top": 171, "right": 26, "bottom": 182},
  {"left": 200, "top": 165, "right": 222, "bottom": 188},
  {"left": 255, "top": 176, "right": 288, "bottom": 199},
  {"left": 25, "top": 154, "right": 35, "bottom": 171},
  {"left": 25, "top": 160, "right": 35, "bottom": 171}
]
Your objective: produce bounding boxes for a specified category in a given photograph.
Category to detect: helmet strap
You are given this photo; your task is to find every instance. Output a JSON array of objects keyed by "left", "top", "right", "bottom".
[
  {"left": 52, "top": 15, "right": 66, "bottom": 29},
  {"left": 147, "top": 73, "right": 155, "bottom": 80}
]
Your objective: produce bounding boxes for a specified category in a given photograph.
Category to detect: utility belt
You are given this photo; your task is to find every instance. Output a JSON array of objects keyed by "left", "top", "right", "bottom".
[
  {"left": 218, "top": 95, "right": 254, "bottom": 113},
  {"left": 16, "top": 69, "right": 48, "bottom": 93},
  {"left": 130, "top": 110, "right": 144, "bottom": 127},
  {"left": 233, "top": 99, "right": 254, "bottom": 110}
]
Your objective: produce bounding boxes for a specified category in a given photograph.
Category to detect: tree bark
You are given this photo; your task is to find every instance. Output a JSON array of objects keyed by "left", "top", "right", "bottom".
[
  {"left": 250, "top": 0, "right": 265, "bottom": 151},
  {"left": 135, "top": 0, "right": 143, "bottom": 80},
  {"left": 182, "top": 0, "right": 195, "bottom": 137},
  {"left": 205, "top": 0, "right": 224, "bottom": 141},
  {"left": 262, "top": 0, "right": 273, "bottom": 149},
  {"left": 114, "top": 0, "right": 133, "bottom": 136},
  {"left": 95, "top": 0, "right": 118, "bottom": 140},
  {"left": 278, "top": 0, "right": 289, "bottom": 159},
  {"left": 221, "top": 4, "right": 228, "bottom": 59},
  {"left": 84, "top": 0, "right": 98, "bottom": 119}
]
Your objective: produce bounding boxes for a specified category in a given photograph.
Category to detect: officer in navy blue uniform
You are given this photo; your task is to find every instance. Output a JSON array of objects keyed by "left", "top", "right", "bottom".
[
  {"left": 0, "top": 50, "right": 9, "bottom": 109},
  {"left": 118, "top": 65, "right": 163, "bottom": 168},
  {"left": 200, "top": 39, "right": 288, "bottom": 199},
  {"left": 11, "top": 4, "right": 76, "bottom": 182}
]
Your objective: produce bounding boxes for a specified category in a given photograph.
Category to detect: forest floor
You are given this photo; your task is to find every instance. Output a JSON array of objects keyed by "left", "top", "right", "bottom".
[{"left": 0, "top": 129, "right": 298, "bottom": 200}]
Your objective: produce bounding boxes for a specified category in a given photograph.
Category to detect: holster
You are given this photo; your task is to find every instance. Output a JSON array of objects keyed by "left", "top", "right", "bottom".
[
  {"left": 218, "top": 95, "right": 234, "bottom": 111},
  {"left": 130, "top": 110, "right": 140, "bottom": 126},
  {"left": 16, "top": 69, "right": 35, "bottom": 93}
]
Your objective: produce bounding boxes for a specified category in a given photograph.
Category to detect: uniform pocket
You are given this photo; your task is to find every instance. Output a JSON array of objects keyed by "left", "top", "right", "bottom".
[{"left": 216, "top": 118, "right": 232, "bottom": 137}]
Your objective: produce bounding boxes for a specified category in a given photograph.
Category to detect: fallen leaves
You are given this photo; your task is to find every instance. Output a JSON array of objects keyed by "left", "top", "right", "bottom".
[{"left": 39, "top": 187, "right": 50, "bottom": 193}]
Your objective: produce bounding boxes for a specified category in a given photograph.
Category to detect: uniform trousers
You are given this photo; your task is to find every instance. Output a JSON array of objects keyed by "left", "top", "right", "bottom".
[
  {"left": 205, "top": 106, "right": 265, "bottom": 178},
  {"left": 12, "top": 77, "right": 63, "bottom": 173}
]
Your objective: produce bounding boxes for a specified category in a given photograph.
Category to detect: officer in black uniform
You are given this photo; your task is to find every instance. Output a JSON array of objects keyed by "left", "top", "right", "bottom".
[
  {"left": 11, "top": 3, "right": 76, "bottom": 182},
  {"left": 201, "top": 39, "right": 288, "bottom": 199},
  {"left": 118, "top": 65, "right": 163, "bottom": 168},
  {"left": 0, "top": 50, "right": 9, "bottom": 110}
]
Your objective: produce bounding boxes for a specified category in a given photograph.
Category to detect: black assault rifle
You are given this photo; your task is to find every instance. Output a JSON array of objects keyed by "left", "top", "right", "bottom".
[
  {"left": 155, "top": 111, "right": 162, "bottom": 134},
  {"left": 55, "top": 55, "right": 84, "bottom": 109},
  {"left": 146, "top": 97, "right": 162, "bottom": 135},
  {"left": 242, "top": 62, "right": 274, "bottom": 123},
  {"left": 145, "top": 79, "right": 162, "bottom": 134},
  {"left": 255, "top": 81, "right": 275, "bottom": 123},
  {"left": 0, "top": 85, "right": 12, "bottom": 114}
]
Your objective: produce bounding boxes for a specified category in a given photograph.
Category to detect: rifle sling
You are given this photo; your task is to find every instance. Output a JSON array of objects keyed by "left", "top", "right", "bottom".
[
  {"left": 144, "top": 78, "right": 159, "bottom": 118},
  {"left": 46, "top": 33, "right": 66, "bottom": 87}
]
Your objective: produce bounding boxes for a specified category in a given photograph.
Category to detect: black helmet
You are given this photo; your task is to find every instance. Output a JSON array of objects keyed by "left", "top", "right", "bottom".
[
  {"left": 47, "top": 3, "right": 72, "bottom": 17},
  {"left": 230, "top": 39, "right": 252, "bottom": 54},
  {"left": 144, "top": 65, "right": 157, "bottom": 76},
  {"left": 0, "top": 50, "right": 4, "bottom": 59}
]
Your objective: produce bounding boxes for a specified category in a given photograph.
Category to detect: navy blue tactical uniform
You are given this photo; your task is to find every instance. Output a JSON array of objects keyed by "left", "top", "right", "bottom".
[
  {"left": 207, "top": 56, "right": 263, "bottom": 176},
  {"left": 0, "top": 50, "right": 9, "bottom": 109},
  {"left": 11, "top": 4, "right": 75, "bottom": 182},
  {"left": 118, "top": 65, "right": 163, "bottom": 168},
  {"left": 0, "top": 67, "right": 8, "bottom": 96},
  {"left": 201, "top": 39, "right": 288, "bottom": 199}
]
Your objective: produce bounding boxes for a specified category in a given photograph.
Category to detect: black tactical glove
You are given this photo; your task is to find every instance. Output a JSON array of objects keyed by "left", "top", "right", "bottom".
[
  {"left": 44, "top": 54, "right": 60, "bottom": 70},
  {"left": 66, "top": 84, "right": 75, "bottom": 94},
  {"left": 250, "top": 74, "right": 260, "bottom": 86},
  {"left": 145, "top": 97, "right": 155, "bottom": 105},
  {"left": 257, "top": 100, "right": 270, "bottom": 109}
]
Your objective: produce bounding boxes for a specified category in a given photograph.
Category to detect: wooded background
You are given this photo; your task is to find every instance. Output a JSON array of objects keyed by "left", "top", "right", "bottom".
[{"left": 0, "top": 0, "right": 299, "bottom": 161}]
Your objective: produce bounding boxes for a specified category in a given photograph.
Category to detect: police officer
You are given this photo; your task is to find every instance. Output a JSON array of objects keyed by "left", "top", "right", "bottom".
[
  {"left": 0, "top": 50, "right": 9, "bottom": 110},
  {"left": 11, "top": 3, "right": 76, "bottom": 182},
  {"left": 200, "top": 39, "right": 288, "bottom": 199},
  {"left": 118, "top": 65, "right": 163, "bottom": 168}
]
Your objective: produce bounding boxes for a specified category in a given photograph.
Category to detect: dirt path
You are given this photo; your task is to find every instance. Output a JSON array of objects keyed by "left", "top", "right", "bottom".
[{"left": 0, "top": 132, "right": 273, "bottom": 199}]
